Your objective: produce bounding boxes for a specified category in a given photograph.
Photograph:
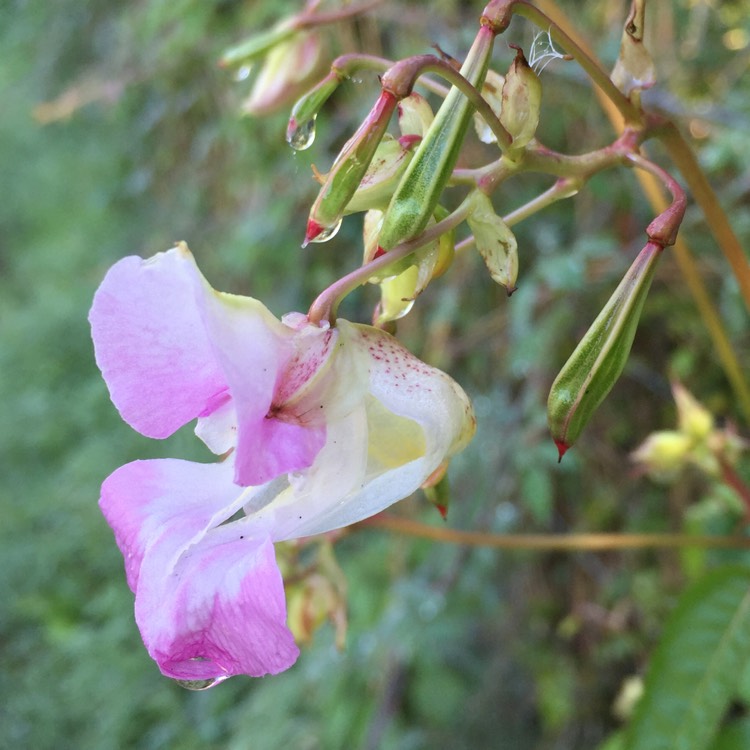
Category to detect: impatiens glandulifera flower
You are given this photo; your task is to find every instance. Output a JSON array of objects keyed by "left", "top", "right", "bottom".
[
  {"left": 90, "top": 244, "right": 475, "bottom": 685},
  {"left": 547, "top": 241, "right": 662, "bottom": 460}
]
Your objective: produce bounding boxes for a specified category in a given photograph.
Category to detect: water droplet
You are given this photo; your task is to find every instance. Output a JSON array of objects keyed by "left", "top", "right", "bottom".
[
  {"left": 174, "top": 675, "right": 229, "bottom": 691},
  {"left": 233, "top": 65, "right": 252, "bottom": 82},
  {"left": 307, "top": 217, "right": 342, "bottom": 244},
  {"left": 287, "top": 115, "right": 317, "bottom": 151}
]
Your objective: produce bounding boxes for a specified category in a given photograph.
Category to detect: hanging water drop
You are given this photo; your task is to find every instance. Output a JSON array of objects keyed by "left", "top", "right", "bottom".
[
  {"left": 174, "top": 675, "right": 229, "bottom": 691},
  {"left": 304, "top": 216, "right": 342, "bottom": 246},
  {"left": 233, "top": 65, "right": 252, "bottom": 82},
  {"left": 286, "top": 115, "right": 317, "bottom": 151}
]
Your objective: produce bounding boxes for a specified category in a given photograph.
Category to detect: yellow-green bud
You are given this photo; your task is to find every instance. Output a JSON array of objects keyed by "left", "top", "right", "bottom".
[
  {"left": 672, "top": 382, "right": 714, "bottom": 442},
  {"left": 397, "top": 92, "right": 434, "bottom": 137},
  {"left": 466, "top": 190, "right": 518, "bottom": 294},
  {"left": 631, "top": 430, "right": 692, "bottom": 482}
]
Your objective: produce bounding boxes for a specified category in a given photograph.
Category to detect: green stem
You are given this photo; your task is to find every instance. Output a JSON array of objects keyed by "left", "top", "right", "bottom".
[
  {"left": 295, "top": 0, "right": 384, "bottom": 27},
  {"left": 508, "top": 0, "right": 642, "bottom": 125},
  {"left": 503, "top": 177, "right": 583, "bottom": 226},
  {"left": 308, "top": 197, "right": 473, "bottom": 325},
  {"left": 382, "top": 56, "right": 512, "bottom": 151},
  {"left": 658, "top": 122, "right": 750, "bottom": 313},
  {"left": 358, "top": 514, "right": 750, "bottom": 551}
]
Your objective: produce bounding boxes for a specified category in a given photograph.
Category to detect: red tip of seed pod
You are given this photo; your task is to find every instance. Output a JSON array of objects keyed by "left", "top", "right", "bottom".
[
  {"left": 303, "top": 219, "right": 324, "bottom": 247},
  {"left": 436, "top": 504, "right": 448, "bottom": 521},
  {"left": 374, "top": 246, "right": 387, "bottom": 259},
  {"left": 554, "top": 439, "right": 570, "bottom": 463}
]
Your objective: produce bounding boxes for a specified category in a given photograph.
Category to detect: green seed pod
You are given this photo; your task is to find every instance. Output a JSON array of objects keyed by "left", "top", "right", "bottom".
[
  {"left": 466, "top": 190, "right": 518, "bottom": 294},
  {"left": 376, "top": 25, "right": 496, "bottom": 252},
  {"left": 500, "top": 46, "right": 542, "bottom": 155},
  {"left": 344, "top": 135, "right": 417, "bottom": 214},
  {"left": 547, "top": 241, "right": 662, "bottom": 459},
  {"left": 304, "top": 90, "right": 398, "bottom": 245}
]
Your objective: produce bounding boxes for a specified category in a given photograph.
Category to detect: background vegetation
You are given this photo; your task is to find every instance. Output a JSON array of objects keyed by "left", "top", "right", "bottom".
[{"left": 1, "top": 1, "right": 748, "bottom": 748}]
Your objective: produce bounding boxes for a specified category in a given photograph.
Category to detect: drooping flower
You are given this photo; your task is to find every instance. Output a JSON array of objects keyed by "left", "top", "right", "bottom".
[{"left": 90, "top": 244, "right": 475, "bottom": 683}]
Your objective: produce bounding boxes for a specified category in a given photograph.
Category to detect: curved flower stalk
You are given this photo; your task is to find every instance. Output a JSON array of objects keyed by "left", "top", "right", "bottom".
[{"left": 89, "top": 244, "right": 475, "bottom": 684}]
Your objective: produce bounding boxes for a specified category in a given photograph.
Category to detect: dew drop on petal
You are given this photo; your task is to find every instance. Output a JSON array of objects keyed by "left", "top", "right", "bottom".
[
  {"left": 233, "top": 65, "right": 252, "bottom": 82},
  {"left": 287, "top": 115, "right": 317, "bottom": 151},
  {"left": 174, "top": 675, "right": 230, "bottom": 691}
]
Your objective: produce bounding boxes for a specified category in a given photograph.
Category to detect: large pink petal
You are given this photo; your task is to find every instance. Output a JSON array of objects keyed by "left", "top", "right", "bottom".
[
  {"left": 89, "top": 247, "right": 227, "bottom": 438},
  {"left": 198, "top": 291, "right": 325, "bottom": 485},
  {"left": 100, "top": 459, "right": 299, "bottom": 680}
]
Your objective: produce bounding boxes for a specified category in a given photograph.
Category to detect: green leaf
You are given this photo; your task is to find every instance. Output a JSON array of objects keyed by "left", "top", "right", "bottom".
[
  {"left": 625, "top": 566, "right": 750, "bottom": 750},
  {"left": 711, "top": 719, "right": 750, "bottom": 750}
]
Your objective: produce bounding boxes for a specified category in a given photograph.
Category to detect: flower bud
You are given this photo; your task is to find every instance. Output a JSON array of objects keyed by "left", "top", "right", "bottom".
[
  {"left": 631, "top": 430, "right": 692, "bottom": 482},
  {"left": 305, "top": 90, "right": 398, "bottom": 245},
  {"left": 500, "top": 45, "right": 542, "bottom": 155},
  {"left": 397, "top": 92, "right": 434, "bottom": 137},
  {"left": 547, "top": 241, "right": 662, "bottom": 459},
  {"left": 219, "top": 19, "right": 297, "bottom": 69},
  {"left": 285, "top": 543, "right": 347, "bottom": 650},
  {"left": 243, "top": 31, "right": 326, "bottom": 117},
  {"left": 376, "top": 25, "right": 496, "bottom": 253},
  {"left": 672, "top": 382, "right": 714, "bottom": 441},
  {"left": 422, "top": 461, "right": 450, "bottom": 519},
  {"left": 374, "top": 229, "right": 442, "bottom": 325},
  {"left": 466, "top": 190, "right": 518, "bottom": 294},
  {"left": 473, "top": 68, "right": 505, "bottom": 144}
]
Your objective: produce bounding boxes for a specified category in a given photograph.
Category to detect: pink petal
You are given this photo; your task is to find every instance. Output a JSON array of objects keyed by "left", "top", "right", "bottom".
[
  {"left": 89, "top": 248, "right": 227, "bottom": 439},
  {"left": 196, "top": 289, "right": 324, "bottom": 485},
  {"left": 100, "top": 459, "right": 299, "bottom": 679}
]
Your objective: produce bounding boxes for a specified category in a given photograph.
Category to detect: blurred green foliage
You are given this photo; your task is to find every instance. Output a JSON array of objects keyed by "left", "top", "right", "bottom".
[{"left": 1, "top": 1, "right": 749, "bottom": 748}]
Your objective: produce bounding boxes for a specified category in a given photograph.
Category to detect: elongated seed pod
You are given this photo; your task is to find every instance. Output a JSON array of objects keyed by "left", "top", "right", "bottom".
[
  {"left": 547, "top": 241, "right": 662, "bottom": 459},
  {"left": 376, "top": 24, "right": 496, "bottom": 252}
]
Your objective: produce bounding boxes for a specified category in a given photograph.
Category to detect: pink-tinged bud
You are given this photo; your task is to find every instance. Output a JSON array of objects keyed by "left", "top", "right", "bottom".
[
  {"left": 285, "top": 544, "right": 347, "bottom": 650},
  {"left": 243, "top": 31, "right": 327, "bottom": 117},
  {"left": 610, "top": 2, "right": 655, "bottom": 98},
  {"left": 500, "top": 46, "right": 542, "bottom": 155},
  {"left": 219, "top": 19, "right": 297, "bottom": 69},
  {"left": 547, "top": 241, "right": 663, "bottom": 455},
  {"left": 304, "top": 90, "right": 398, "bottom": 245}
]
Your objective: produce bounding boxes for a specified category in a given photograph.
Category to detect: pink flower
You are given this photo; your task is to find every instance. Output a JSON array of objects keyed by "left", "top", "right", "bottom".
[{"left": 90, "top": 244, "right": 475, "bottom": 683}]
